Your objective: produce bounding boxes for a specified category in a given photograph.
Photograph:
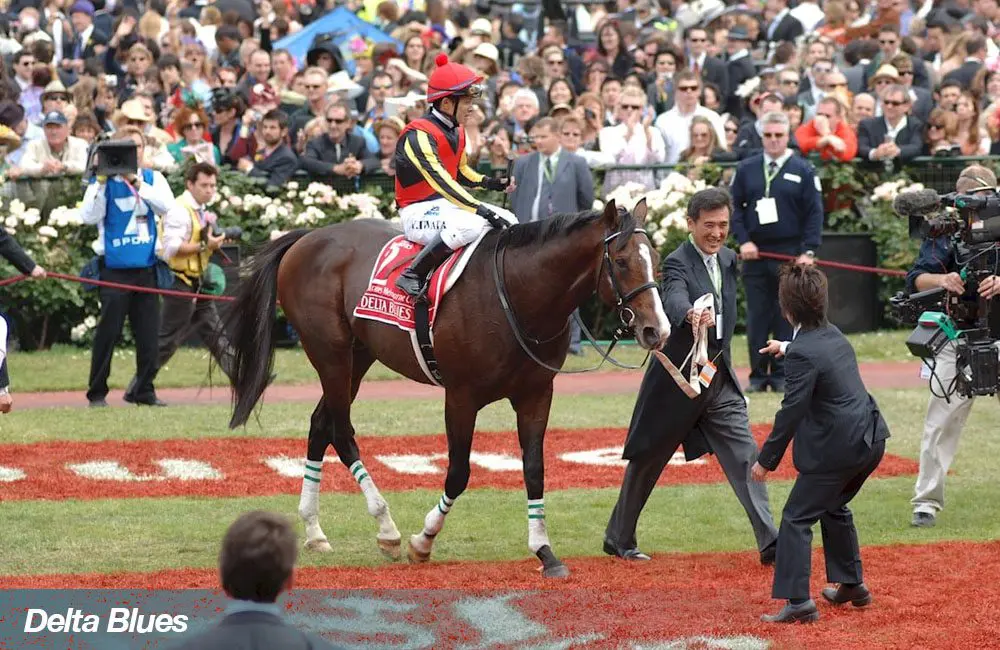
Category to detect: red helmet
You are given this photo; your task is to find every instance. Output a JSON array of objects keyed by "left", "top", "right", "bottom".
[{"left": 426, "top": 53, "right": 484, "bottom": 103}]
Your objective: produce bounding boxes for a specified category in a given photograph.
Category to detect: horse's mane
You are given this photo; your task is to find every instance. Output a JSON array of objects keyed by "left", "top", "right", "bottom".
[{"left": 502, "top": 207, "right": 636, "bottom": 251}]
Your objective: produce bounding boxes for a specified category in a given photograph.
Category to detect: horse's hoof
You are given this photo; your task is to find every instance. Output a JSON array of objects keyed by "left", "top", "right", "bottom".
[
  {"left": 407, "top": 537, "right": 431, "bottom": 564},
  {"left": 542, "top": 563, "right": 570, "bottom": 579},
  {"left": 305, "top": 538, "right": 333, "bottom": 553},
  {"left": 378, "top": 537, "right": 402, "bottom": 560}
]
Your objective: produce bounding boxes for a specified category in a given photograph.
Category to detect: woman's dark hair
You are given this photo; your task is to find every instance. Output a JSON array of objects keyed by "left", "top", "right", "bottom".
[
  {"left": 778, "top": 263, "right": 828, "bottom": 328},
  {"left": 546, "top": 77, "right": 576, "bottom": 108}
]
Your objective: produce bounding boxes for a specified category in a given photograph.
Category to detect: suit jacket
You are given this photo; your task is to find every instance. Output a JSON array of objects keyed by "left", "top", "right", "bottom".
[
  {"left": 299, "top": 133, "right": 376, "bottom": 179},
  {"left": 622, "top": 241, "right": 740, "bottom": 461},
  {"left": 856, "top": 115, "right": 924, "bottom": 170},
  {"left": 249, "top": 143, "right": 299, "bottom": 189},
  {"left": 766, "top": 13, "right": 804, "bottom": 43},
  {"left": 699, "top": 56, "right": 730, "bottom": 98},
  {"left": 510, "top": 150, "right": 594, "bottom": 223},
  {"left": 843, "top": 62, "right": 868, "bottom": 95},
  {"left": 168, "top": 610, "right": 345, "bottom": 650},
  {"left": 725, "top": 55, "right": 756, "bottom": 117},
  {"left": 758, "top": 324, "right": 891, "bottom": 474},
  {"left": 943, "top": 60, "right": 983, "bottom": 89},
  {"left": 909, "top": 86, "right": 934, "bottom": 124}
]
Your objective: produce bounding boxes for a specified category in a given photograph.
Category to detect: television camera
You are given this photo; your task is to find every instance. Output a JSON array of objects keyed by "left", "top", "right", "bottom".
[{"left": 889, "top": 188, "right": 1000, "bottom": 399}]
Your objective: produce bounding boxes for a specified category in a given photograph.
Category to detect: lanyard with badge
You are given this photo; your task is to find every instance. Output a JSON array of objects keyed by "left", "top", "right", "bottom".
[{"left": 756, "top": 158, "right": 781, "bottom": 226}]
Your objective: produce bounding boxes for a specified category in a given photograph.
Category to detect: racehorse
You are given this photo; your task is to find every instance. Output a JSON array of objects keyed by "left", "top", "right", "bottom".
[{"left": 225, "top": 198, "right": 671, "bottom": 577}]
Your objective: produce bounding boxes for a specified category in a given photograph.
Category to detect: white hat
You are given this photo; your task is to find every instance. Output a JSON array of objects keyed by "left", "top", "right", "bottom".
[
  {"left": 326, "top": 70, "right": 364, "bottom": 100},
  {"left": 473, "top": 42, "right": 499, "bottom": 63},
  {"left": 469, "top": 18, "right": 493, "bottom": 37}
]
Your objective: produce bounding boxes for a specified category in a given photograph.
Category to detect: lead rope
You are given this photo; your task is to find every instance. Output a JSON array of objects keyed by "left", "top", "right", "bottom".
[{"left": 654, "top": 293, "right": 714, "bottom": 399}]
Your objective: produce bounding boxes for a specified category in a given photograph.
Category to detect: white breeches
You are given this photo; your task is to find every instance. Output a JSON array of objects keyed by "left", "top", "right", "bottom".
[{"left": 399, "top": 199, "right": 516, "bottom": 250}]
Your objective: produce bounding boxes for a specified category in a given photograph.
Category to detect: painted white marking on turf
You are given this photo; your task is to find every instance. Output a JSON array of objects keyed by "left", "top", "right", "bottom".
[
  {"left": 561, "top": 447, "right": 706, "bottom": 467},
  {"left": 66, "top": 459, "right": 223, "bottom": 481},
  {"left": 0, "top": 465, "right": 26, "bottom": 482},
  {"left": 264, "top": 456, "right": 333, "bottom": 478},
  {"left": 468, "top": 452, "right": 522, "bottom": 471},
  {"left": 376, "top": 453, "right": 447, "bottom": 475},
  {"left": 638, "top": 242, "right": 671, "bottom": 338}
]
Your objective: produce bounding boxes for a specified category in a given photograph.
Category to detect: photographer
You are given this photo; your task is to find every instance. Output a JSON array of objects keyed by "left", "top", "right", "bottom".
[
  {"left": 81, "top": 126, "right": 188, "bottom": 408},
  {"left": 145, "top": 162, "right": 235, "bottom": 386},
  {"left": 906, "top": 164, "right": 1000, "bottom": 528}
]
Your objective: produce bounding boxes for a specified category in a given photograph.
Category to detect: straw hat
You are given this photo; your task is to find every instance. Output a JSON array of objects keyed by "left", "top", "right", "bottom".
[
  {"left": 868, "top": 64, "right": 900, "bottom": 88},
  {"left": 326, "top": 71, "right": 364, "bottom": 99}
]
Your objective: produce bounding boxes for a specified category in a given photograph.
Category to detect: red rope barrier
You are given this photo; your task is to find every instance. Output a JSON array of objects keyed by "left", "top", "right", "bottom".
[
  {"left": 756, "top": 251, "right": 907, "bottom": 277},
  {"left": 0, "top": 272, "right": 236, "bottom": 302}
]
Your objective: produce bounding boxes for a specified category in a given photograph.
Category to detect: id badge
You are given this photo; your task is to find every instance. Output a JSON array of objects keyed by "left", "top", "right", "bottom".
[
  {"left": 756, "top": 197, "right": 778, "bottom": 225},
  {"left": 699, "top": 360, "right": 717, "bottom": 387},
  {"left": 716, "top": 312, "right": 723, "bottom": 339}
]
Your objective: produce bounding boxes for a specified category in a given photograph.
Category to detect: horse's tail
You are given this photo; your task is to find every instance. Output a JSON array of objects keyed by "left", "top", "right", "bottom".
[{"left": 227, "top": 229, "right": 311, "bottom": 429}]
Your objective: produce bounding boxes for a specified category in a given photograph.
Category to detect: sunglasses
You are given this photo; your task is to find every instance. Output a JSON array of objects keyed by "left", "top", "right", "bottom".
[
  {"left": 678, "top": 85, "right": 699, "bottom": 92},
  {"left": 619, "top": 104, "right": 643, "bottom": 111},
  {"left": 327, "top": 117, "right": 348, "bottom": 123},
  {"left": 883, "top": 99, "right": 907, "bottom": 106},
  {"left": 371, "top": 83, "right": 393, "bottom": 90},
  {"left": 763, "top": 132, "right": 787, "bottom": 139},
  {"left": 185, "top": 122, "right": 203, "bottom": 129},
  {"left": 781, "top": 79, "right": 800, "bottom": 84},
  {"left": 828, "top": 83, "right": 847, "bottom": 88}
]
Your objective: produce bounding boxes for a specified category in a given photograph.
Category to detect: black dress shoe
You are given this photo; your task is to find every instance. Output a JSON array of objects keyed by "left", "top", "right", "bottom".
[
  {"left": 912, "top": 511, "right": 936, "bottom": 528},
  {"left": 821, "top": 583, "right": 871, "bottom": 607},
  {"left": 602, "top": 538, "right": 651, "bottom": 561},
  {"left": 760, "top": 541, "right": 777, "bottom": 566},
  {"left": 124, "top": 393, "right": 168, "bottom": 407},
  {"left": 761, "top": 600, "right": 819, "bottom": 623}
]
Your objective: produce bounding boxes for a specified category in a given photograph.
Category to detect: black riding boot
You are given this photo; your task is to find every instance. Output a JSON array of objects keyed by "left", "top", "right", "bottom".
[{"left": 395, "top": 234, "right": 454, "bottom": 299}]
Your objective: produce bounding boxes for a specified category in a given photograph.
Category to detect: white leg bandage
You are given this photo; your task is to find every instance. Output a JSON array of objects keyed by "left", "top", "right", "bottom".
[
  {"left": 411, "top": 494, "right": 454, "bottom": 554},
  {"left": 527, "top": 498, "right": 550, "bottom": 553},
  {"left": 350, "top": 461, "right": 400, "bottom": 542},
  {"left": 298, "top": 460, "right": 325, "bottom": 542}
]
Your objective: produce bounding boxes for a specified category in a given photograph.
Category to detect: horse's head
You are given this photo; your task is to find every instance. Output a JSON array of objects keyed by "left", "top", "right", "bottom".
[{"left": 597, "top": 198, "right": 671, "bottom": 351}]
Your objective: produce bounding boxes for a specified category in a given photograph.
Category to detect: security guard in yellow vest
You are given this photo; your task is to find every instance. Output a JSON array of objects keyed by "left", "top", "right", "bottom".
[{"left": 126, "top": 162, "right": 235, "bottom": 396}]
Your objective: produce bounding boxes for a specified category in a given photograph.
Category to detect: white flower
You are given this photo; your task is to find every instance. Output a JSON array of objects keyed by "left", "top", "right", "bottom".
[
  {"left": 9, "top": 199, "right": 25, "bottom": 216},
  {"left": 220, "top": 200, "right": 230, "bottom": 211},
  {"left": 288, "top": 181, "right": 299, "bottom": 190},
  {"left": 286, "top": 190, "right": 298, "bottom": 199},
  {"left": 91, "top": 239, "right": 101, "bottom": 253},
  {"left": 4, "top": 215, "right": 16, "bottom": 228},
  {"left": 303, "top": 196, "right": 314, "bottom": 206},
  {"left": 659, "top": 172, "right": 695, "bottom": 195},
  {"left": 652, "top": 231, "right": 666, "bottom": 247},
  {"left": 37, "top": 225, "right": 58, "bottom": 239},
  {"left": 21, "top": 209, "right": 41, "bottom": 227},
  {"left": 229, "top": 196, "right": 243, "bottom": 207},
  {"left": 220, "top": 186, "right": 232, "bottom": 197},
  {"left": 70, "top": 324, "right": 87, "bottom": 342},
  {"left": 48, "top": 206, "right": 82, "bottom": 227},
  {"left": 84, "top": 316, "right": 97, "bottom": 328}
]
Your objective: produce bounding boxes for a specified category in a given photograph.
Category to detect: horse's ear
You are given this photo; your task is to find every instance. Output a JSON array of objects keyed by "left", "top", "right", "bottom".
[
  {"left": 633, "top": 197, "right": 649, "bottom": 225},
  {"left": 602, "top": 199, "right": 618, "bottom": 228}
]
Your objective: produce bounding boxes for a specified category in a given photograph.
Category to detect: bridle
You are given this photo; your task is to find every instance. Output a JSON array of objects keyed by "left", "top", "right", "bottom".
[{"left": 492, "top": 225, "right": 659, "bottom": 374}]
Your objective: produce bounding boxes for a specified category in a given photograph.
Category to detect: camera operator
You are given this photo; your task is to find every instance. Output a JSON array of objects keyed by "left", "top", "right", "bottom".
[
  {"left": 81, "top": 126, "right": 188, "bottom": 408},
  {"left": 141, "top": 162, "right": 236, "bottom": 388},
  {"left": 906, "top": 164, "right": 1000, "bottom": 528}
]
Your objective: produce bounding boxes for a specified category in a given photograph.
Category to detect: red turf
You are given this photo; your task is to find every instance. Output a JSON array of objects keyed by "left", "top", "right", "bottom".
[
  {"left": 3, "top": 541, "right": 996, "bottom": 649},
  {"left": 0, "top": 427, "right": 918, "bottom": 501}
]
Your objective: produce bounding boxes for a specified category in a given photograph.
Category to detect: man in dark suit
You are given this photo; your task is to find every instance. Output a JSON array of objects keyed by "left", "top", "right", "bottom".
[
  {"left": 60, "top": 0, "right": 108, "bottom": 86},
  {"left": 299, "top": 101, "right": 377, "bottom": 184},
  {"left": 763, "top": 0, "right": 804, "bottom": 46},
  {"left": 890, "top": 55, "right": 934, "bottom": 124},
  {"left": 752, "top": 264, "right": 890, "bottom": 623},
  {"left": 685, "top": 28, "right": 729, "bottom": 99},
  {"left": 864, "top": 25, "right": 931, "bottom": 90},
  {"left": 857, "top": 85, "right": 923, "bottom": 171},
  {"left": 236, "top": 109, "right": 299, "bottom": 191},
  {"left": 942, "top": 35, "right": 986, "bottom": 89},
  {"left": 168, "top": 510, "right": 345, "bottom": 650},
  {"left": 604, "top": 187, "right": 778, "bottom": 563},
  {"left": 0, "top": 228, "right": 47, "bottom": 414},
  {"left": 724, "top": 26, "right": 756, "bottom": 118},
  {"left": 510, "top": 117, "right": 594, "bottom": 223},
  {"left": 734, "top": 93, "right": 800, "bottom": 159},
  {"left": 730, "top": 111, "right": 823, "bottom": 394}
]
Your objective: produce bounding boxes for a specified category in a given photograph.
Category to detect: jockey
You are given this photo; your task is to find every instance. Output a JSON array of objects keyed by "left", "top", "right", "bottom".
[{"left": 394, "top": 53, "right": 516, "bottom": 298}]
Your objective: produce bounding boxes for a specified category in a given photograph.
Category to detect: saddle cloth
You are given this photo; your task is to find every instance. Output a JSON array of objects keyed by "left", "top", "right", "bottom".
[{"left": 353, "top": 231, "right": 486, "bottom": 332}]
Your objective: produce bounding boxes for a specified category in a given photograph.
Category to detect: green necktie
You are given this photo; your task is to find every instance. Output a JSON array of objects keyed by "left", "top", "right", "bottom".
[{"left": 707, "top": 255, "right": 721, "bottom": 295}]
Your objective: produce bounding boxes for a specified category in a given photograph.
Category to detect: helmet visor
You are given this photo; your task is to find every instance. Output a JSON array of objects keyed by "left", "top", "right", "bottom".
[{"left": 462, "top": 83, "right": 485, "bottom": 99}]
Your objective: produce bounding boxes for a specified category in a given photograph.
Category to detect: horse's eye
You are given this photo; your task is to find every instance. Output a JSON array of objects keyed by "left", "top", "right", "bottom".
[{"left": 615, "top": 258, "right": 629, "bottom": 271}]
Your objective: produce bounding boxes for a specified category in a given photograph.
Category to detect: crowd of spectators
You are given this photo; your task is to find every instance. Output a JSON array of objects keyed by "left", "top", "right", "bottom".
[{"left": 0, "top": 0, "right": 997, "bottom": 199}]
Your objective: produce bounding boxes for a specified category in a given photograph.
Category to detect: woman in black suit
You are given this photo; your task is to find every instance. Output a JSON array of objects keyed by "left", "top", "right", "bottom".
[{"left": 752, "top": 264, "right": 890, "bottom": 624}]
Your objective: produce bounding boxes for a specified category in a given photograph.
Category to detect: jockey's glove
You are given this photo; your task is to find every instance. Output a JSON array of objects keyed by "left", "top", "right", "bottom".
[
  {"left": 481, "top": 176, "right": 509, "bottom": 192},
  {"left": 476, "top": 204, "right": 509, "bottom": 229}
]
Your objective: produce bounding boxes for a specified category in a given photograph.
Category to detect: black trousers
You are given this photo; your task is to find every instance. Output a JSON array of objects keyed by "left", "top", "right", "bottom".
[
  {"left": 154, "top": 276, "right": 234, "bottom": 380},
  {"left": 771, "top": 440, "right": 886, "bottom": 600},
  {"left": 87, "top": 266, "right": 160, "bottom": 402},
  {"left": 743, "top": 258, "right": 793, "bottom": 388}
]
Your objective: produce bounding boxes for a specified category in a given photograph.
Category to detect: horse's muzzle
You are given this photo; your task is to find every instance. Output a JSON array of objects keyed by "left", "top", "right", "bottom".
[{"left": 639, "top": 325, "right": 669, "bottom": 351}]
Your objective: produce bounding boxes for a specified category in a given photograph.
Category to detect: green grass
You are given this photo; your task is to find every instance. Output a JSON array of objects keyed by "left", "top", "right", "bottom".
[
  {"left": 3, "top": 385, "right": 1000, "bottom": 576},
  {"left": 8, "top": 330, "right": 915, "bottom": 393}
]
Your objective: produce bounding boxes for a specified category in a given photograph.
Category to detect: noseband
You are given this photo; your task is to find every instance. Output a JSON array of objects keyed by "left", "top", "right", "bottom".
[{"left": 492, "top": 225, "right": 657, "bottom": 374}]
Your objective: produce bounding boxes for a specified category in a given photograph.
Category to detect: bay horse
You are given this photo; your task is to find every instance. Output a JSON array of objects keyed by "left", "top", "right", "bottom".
[{"left": 225, "top": 198, "right": 670, "bottom": 577}]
